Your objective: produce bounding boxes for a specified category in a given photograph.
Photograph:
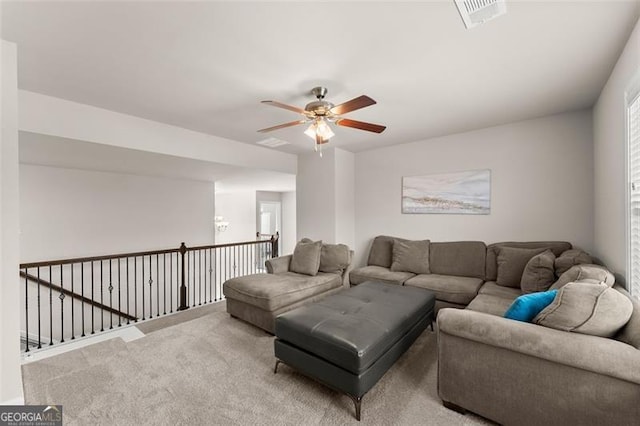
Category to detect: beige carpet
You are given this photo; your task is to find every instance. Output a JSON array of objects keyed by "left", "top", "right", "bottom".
[{"left": 22, "top": 303, "right": 492, "bottom": 425}]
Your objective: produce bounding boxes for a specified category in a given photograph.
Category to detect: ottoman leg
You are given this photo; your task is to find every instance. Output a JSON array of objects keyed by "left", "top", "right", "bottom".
[
  {"left": 347, "top": 394, "right": 363, "bottom": 421},
  {"left": 274, "top": 360, "right": 281, "bottom": 374}
]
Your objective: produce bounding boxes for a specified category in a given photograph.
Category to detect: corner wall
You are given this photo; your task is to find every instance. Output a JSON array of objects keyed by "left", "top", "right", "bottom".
[
  {"left": 0, "top": 39, "right": 23, "bottom": 404},
  {"left": 593, "top": 16, "right": 640, "bottom": 281},
  {"left": 354, "top": 110, "right": 594, "bottom": 267}
]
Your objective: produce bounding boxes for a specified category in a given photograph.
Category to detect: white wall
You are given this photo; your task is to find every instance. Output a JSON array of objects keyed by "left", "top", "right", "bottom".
[
  {"left": 214, "top": 191, "right": 256, "bottom": 244},
  {"left": 334, "top": 149, "right": 355, "bottom": 249},
  {"left": 354, "top": 110, "right": 594, "bottom": 267},
  {"left": 296, "top": 147, "right": 356, "bottom": 248},
  {"left": 281, "top": 191, "right": 297, "bottom": 255},
  {"left": 593, "top": 17, "right": 640, "bottom": 281},
  {"left": 18, "top": 91, "right": 297, "bottom": 175},
  {"left": 20, "top": 165, "right": 215, "bottom": 261},
  {"left": 0, "top": 39, "right": 23, "bottom": 404},
  {"left": 297, "top": 149, "right": 336, "bottom": 242}
]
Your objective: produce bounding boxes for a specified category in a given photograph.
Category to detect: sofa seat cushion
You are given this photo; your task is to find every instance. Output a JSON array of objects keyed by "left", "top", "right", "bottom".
[
  {"left": 478, "top": 281, "right": 523, "bottom": 299},
  {"left": 404, "top": 274, "right": 483, "bottom": 305},
  {"left": 467, "top": 294, "right": 516, "bottom": 316},
  {"left": 349, "top": 266, "right": 415, "bottom": 286},
  {"left": 223, "top": 272, "right": 342, "bottom": 312}
]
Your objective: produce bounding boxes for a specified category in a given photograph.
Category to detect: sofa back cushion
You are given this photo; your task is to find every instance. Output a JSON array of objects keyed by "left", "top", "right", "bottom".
[
  {"left": 486, "top": 241, "right": 572, "bottom": 281},
  {"left": 551, "top": 264, "right": 615, "bottom": 290},
  {"left": 319, "top": 243, "right": 351, "bottom": 274},
  {"left": 534, "top": 282, "right": 633, "bottom": 337},
  {"left": 496, "top": 247, "right": 547, "bottom": 288},
  {"left": 390, "top": 239, "right": 430, "bottom": 274},
  {"left": 367, "top": 235, "right": 407, "bottom": 268},
  {"left": 429, "top": 241, "right": 486, "bottom": 279},
  {"left": 613, "top": 285, "right": 640, "bottom": 349}
]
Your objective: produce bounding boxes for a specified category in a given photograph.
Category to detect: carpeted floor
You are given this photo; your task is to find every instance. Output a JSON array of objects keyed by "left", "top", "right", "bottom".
[{"left": 22, "top": 303, "right": 491, "bottom": 425}]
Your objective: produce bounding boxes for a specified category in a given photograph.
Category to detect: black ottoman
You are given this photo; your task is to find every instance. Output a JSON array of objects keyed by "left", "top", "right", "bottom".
[{"left": 274, "top": 281, "right": 435, "bottom": 420}]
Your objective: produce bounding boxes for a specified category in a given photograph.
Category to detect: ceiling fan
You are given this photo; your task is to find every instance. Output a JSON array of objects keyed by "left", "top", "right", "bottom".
[{"left": 258, "top": 87, "right": 386, "bottom": 154}]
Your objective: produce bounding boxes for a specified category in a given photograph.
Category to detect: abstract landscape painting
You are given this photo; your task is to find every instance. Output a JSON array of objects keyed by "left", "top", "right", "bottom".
[{"left": 402, "top": 169, "right": 491, "bottom": 214}]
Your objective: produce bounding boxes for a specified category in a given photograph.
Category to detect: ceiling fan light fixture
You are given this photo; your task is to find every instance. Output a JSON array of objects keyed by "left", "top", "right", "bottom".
[{"left": 304, "top": 119, "right": 334, "bottom": 142}]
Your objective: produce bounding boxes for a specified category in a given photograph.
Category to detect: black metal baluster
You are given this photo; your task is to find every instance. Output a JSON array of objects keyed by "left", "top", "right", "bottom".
[
  {"left": 81, "top": 263, "right": 85, "bottom": 337},
  {"left": 118, "top": 258, "right": 122, "bottom": 327},
  {"left": 59, "top": 265, "right": 65, "bottom": 343},
  {"left": 71, "top": 263, "right": 75, "bottom": 340},
  {"left": 109, "top": 259, "right": 113, "bottom": 330},
  {"left": 203, "top": 249, "right": 207, "bottom": 305},
  {"left": 156, "top": 254, "right": 160, "bottom": 316},
  {"left": 209, "top": 249, "right": 213, "bottom": 303},
  {"left": 169, "top": 253, "right": 173, "bottom": 313},
  {"left": 49, "top": 265, "right": 53, "bottom": 345},
  {"left": 163, "top": 253, "right": 167, "bottom": 315},
  {"left": 100, "top": 260, "right": 104, "bottom": 332},
  {"left": 199, "top": 249, "right": 202, "bottom": 306},
  {"left": 142, "top": 256, "right": 146, "bottom": 321},
  {"left": 24, "top": 268, "right": 29, "bottom": 352},
  {"left": 213, "top": 248, "right": 218, "bottom": 302},
  {"left": 187, "top": 250, "right": 190, "bottom": 308},
  {"left": 91, "top": 261, "right": 95, "bottom": 334},
  {"left": 148, "top": 255, "right": 153, "bottom": 319},
  {"left": 134, "top": 257, "right": 138, "bottom": 322},
  {"left": 37, "top": 267, "right": 42, "bottom": 348},
  {"left": 126, "top": 257, "right": 131, "bottom": 325}
]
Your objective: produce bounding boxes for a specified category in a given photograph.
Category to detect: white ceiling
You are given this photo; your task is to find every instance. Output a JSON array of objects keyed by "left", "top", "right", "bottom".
[
  {"left": 3, "top": 1, "right": 640, "bottom": 155},
  {"left": 19, "top": 131, "right": 296, "bottom": 192}
]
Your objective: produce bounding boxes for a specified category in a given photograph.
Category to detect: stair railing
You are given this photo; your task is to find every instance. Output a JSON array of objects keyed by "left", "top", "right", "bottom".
[{"left": 19, "top": 236, "right": 278, "bottom": 353}]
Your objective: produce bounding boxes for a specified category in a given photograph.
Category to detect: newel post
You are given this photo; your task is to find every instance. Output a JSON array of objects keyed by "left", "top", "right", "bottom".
[
  {"left": 178, "top": 242, "right": 188, "bottom": 311},
  {"left": 271, "top": 232, "right": 279, "bottom": 258}
]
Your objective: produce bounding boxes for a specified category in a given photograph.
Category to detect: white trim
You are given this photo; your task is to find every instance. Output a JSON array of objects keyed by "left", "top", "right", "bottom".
[
  {"left": 21, "top": 325, "right": 144, "bottom": 364},
  {"left": 0, "top": 396, "right": 25, "bottom": 406}
]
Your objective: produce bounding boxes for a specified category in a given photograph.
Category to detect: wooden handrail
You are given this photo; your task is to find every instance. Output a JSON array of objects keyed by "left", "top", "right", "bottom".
[
  {"left": 20, "top": 271, "right": 137, "bottom": 322},
  {"left": 19, "top": 238, "right": 277, "bottom": 269}
]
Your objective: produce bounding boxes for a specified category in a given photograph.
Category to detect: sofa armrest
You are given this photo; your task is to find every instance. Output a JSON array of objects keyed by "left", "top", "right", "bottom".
[
  {"left": 265, "top": 255, "right": 292, "bottom": 274},
  {"left": 341, "top": 250, "right": 355, "bottom": 287},
  {"left": 437, "top": 308, "right": 640, "bottom": 384}
]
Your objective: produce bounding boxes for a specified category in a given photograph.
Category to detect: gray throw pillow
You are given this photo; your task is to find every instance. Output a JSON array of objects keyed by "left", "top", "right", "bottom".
[
  {"left": 521, "top": 250, "right": 556, "bottom": 294},
  {"left": 554, "top": 249, "right": 593, "bottom": 277},
  {"left": 319, "top": 243, "right": 351, "bottom": 274},
  {"left": 550, "top": 264, "right": 615, "bottom": 290},
  {"left": 496, "top": 247, "right": 546, "bottom": 288},
  {"left": 290, "top": 239, "right": 322, "bottom": 276},
  {"left": 390, "top": 240, "right": 430, "bottom": 274},
  {"left": 534, "top": 282, "right": 633, "bottom": 337}
]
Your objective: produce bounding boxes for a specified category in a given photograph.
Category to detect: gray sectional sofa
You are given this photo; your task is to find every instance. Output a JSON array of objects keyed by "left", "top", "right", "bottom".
[
  {"left": 223, "top": 240, "right": 353, "bottom": 333},
  {"left": 350, "top": 236, "right": 571, "bottom": 312},
  {"left": 351, "top": 235, "right": 640, "bottom": 425}
]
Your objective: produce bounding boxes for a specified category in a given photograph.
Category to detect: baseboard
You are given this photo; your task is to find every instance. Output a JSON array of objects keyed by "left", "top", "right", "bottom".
[{"left": 1, "top": 395, "right": 25, "bottom": 406}]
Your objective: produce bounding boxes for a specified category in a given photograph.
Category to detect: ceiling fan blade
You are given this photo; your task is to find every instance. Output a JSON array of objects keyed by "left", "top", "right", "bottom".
[
  {"left": 258, "top": 120, "right": 307, "bottom": 133},
  {"left": 336, "top": 118, "right": 386, "bottom": 134},
  {"left": 261, "top": 100, "right": 308, "bottom": 115},
  {"left": 330, "top": 95, "right": 376, "bottom": 115}
]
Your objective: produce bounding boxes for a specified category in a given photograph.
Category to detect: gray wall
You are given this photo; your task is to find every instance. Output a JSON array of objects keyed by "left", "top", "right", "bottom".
[
  {"left": 593, "top": 16, "right": 640, "bottom": 281},
  {"left": 354, "top": 110, "right": 594, "bottom": 267}
]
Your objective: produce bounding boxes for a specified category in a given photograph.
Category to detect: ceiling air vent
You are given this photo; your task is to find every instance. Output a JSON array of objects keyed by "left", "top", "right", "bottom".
[
  {"left": 454, "top": 0, "right": 507, "bottom": 29},
  {"left": 256, "top": 137, "right": 289, "bottom": 148}
]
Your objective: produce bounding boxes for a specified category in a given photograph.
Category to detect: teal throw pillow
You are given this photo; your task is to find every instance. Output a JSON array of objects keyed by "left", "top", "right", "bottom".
[{"left": 504, "top": 289, "right": 558, "bottom": 322}]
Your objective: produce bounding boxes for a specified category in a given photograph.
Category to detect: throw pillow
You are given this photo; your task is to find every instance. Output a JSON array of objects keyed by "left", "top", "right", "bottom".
[
  {"left": 550, "top": 264, "right": 615, "bottom": 290},
  {"left": 290, "top": 239, "right": 322, "bottom": 276},
  {"left": 390, "top": 240, "right": 430, "bottom": 274},
  {"left": 534, "top": 282, "right": 633, "bottom": 337},
  {"left": 520, "top": 250, "right": 556, "bottom": 294},
  {"left": 554, "top": 249, "right": 593, "bottom": 277},
  {"left": 319, "top": 243, "right": 351, "bottom": 274},
  {"left": 504, "top": 289, "right": 558, "bottom": 322},
  {"left": 496, "top": 247, "right": 546, "bottom": 288}
]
